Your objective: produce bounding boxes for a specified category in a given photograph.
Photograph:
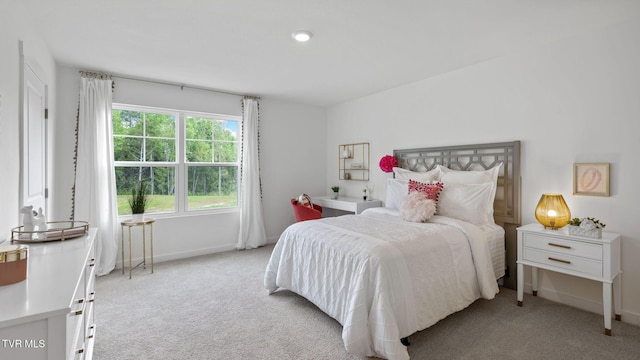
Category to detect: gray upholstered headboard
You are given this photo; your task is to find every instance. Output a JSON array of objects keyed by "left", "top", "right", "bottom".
[{"left": 394, "top": 141, "right": 522, "bottom": 288}]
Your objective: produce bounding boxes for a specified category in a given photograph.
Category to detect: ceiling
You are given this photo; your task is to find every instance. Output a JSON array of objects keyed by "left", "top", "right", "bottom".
[{"left": 20, "top": 0, "right": 639, "bottom": 107}]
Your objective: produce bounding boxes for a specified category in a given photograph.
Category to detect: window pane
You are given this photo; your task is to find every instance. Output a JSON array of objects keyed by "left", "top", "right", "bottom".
[
  {"left": 146, "top": 138, "right": 176, "bottom": 162},
  {"left": 214, "top": 119, "right": 238, "bottom": 162},
  {"left": 185, "top": 116, "right": 213, "bottom": 140},
  {"left": 215, "top": 141, "right": 238, "bottom": 162},
  {"left": 113, "top": 136, "right": 143, "bottom": 161},
  {"left": 115, "top": 166, "right": 176, "bottom": 215},
  {"left": 185, "top": 116, "right": 238, "bottom": 164},
  {"left": 113, "top": 110, "right": 143, "bottom": 136},
  {"left": 187, "top": 166, "right": 238, "bottom": 210},
  {"left": 145, "top": 113, "right": 176, "bottom": 138},
  {"left": 215, "top": 119, "right": 238, "bottom": 142},
  {"left": 186, "top": 140, "right": 212, "bottom": 162}
]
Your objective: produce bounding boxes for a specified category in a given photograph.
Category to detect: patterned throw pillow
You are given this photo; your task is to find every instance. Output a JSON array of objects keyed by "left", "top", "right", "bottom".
[{"left": 408, "top": 179, "right": 444, "bottom": 203}]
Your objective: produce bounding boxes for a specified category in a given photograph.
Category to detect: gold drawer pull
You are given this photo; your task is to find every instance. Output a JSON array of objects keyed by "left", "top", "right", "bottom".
[
  {"left": 88, "top": 324, "right": 96, "bottom": 339},
  {"left": 89, "top": 258, "right": 96, "bottom": 267},
  {"left": 549, "top": 257, "right": 571, "bottom": 264},
  {"left": 548, "top": 242, "right": 571, "bottom": 249},
  {"left": 88, "top": 291, "right": 96, "bottom": 302},
  {"left": 72, "top": 298, "right": 85, "bottom": 315}
]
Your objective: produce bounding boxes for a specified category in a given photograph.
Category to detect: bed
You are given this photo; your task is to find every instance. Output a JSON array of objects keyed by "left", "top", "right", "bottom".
[{"left": 264, "top": 141, "right": 521, "bottom": 360}]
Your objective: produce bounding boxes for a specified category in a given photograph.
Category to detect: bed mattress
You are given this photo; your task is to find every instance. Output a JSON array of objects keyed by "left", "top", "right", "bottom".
[{"left": 365, "top": 207, "right": 505, "bottom": 279}]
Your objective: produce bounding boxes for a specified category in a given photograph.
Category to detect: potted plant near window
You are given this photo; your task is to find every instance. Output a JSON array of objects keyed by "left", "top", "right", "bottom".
[{"left": 128, "top": 181, "right": 149, "bottom": 222}]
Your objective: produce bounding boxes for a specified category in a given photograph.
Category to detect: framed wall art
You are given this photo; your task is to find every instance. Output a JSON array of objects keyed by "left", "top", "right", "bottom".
[{"left": 573, "top": 162, "right": 610, "bottom": 196}]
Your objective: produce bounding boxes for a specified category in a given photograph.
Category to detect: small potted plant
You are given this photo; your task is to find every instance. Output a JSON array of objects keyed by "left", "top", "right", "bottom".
[
  {"left": 128, "top": 181, "right": 149, "bottom": 222},
  {"left": 331, "top": 186, "right": 340, "bottom": 199},
  {"left": 567, "top": 217, "right": 606, "bottom": 238}
]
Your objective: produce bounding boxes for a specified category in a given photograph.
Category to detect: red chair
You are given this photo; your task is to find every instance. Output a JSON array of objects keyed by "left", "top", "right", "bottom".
[{"left": 291, "top": 198, "right": 323, "bottom": 222}]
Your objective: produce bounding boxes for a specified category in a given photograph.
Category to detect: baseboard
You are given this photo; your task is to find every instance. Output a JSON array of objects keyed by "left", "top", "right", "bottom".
[
  {"left": 523, "top": 282, "right": 640, "bottom": 326},
  {"left": 114, "top": 244, "right": 236, "bottom": 269},
  {"left": 114, "top": 238, "right": 281, "bottom": 270},
  {"left": 622, "top": 309, "right": 640, "bottom": 326}
]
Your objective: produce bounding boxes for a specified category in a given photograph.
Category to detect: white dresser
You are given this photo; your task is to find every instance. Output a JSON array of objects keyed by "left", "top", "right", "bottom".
[
  {"left": 516, "top": 223, "right": 621, "bottom": 335},
  {"left": 0, "top": 228, "right": 97, "bottom": 359}
]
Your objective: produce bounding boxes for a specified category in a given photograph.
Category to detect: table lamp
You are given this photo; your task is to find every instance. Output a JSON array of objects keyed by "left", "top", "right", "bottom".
[{"left": 535, "top": 193, "right": 571, "bottom": 230}]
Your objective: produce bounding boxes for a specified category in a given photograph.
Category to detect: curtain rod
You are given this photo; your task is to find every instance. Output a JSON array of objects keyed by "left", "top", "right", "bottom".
[
  {"left": 80, "top": 70, "right": 112, "bottom": 80},
  {"left": 110, "top": 74, "right": 259, "bottom": 99}
]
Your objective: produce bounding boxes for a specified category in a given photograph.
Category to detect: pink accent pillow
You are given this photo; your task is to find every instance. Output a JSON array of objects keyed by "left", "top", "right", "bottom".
[{"left": 408, "top": 179, "right": 444, "bottom": 203}]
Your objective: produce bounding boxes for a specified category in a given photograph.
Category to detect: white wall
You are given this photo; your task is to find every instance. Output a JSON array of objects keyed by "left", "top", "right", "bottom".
[
  {"left": 327, "top": 19, "right": 640, "bottom": 325},
  {"left": 53, "top": 70, "right": 327, "bottom": 263},
  {"left": 0, "top": 3, "right": 57, "bottom": 242},
  {"left": 259, "top": 98, "right": 328, "bottom": 238}
]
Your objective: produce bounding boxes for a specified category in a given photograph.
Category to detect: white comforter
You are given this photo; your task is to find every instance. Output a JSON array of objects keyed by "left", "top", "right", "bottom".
[{"left": 264, "top": 209, "right": 499, "bottom": 360}]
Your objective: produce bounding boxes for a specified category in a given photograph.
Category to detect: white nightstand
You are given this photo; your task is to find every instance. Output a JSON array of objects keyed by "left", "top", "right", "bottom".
[
  {"left": 516, "top": 223, "right": 621, "bottom": 335},
  {"left": 313, "top": 196, "right": 382, "bottom": 214}
]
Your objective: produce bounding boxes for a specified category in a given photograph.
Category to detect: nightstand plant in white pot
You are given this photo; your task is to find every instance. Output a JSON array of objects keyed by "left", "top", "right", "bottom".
[
  {"left": 128, "top": 181, "right": 149, "bottom": 223},
  {"left": 567, "top": 217, "right": 606, "bottom": 238}
]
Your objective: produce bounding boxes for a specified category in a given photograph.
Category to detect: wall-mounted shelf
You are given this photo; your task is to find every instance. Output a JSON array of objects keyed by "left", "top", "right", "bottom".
[{"left": 339, "top": 142, "right": 370, "bottom": 181}]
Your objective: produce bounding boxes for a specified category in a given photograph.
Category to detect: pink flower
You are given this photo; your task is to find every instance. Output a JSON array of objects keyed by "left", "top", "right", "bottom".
[{"left": 379, "top": 155, "right": 397, "bottom": 173}]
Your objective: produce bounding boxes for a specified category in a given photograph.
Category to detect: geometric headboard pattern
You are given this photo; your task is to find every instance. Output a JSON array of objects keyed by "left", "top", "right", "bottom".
[{"left": 394, "top": 141, "right": 521, "bottom": 226}]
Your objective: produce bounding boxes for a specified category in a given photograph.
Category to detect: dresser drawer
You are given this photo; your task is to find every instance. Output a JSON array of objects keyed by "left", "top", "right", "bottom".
[
  {"left": 523, "top": 247, "right": 602, "bottom": 277},
  {"left": 523, "top": 233, "right": 602, "bottom": 260}
]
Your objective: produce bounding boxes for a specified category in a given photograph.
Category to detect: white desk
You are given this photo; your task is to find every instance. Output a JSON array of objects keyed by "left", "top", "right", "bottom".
[
  {"left": 313, "top": 196, "right": 382, "bottom": 214},
  {"left": 516, "top": 223, "right": 621, "bottom": 336}
]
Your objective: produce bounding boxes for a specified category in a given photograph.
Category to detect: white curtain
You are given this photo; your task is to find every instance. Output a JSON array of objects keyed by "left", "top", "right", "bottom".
[
  {"left": 75, "top": 75, "right": 119, "bottom": 275},
  {"left": 236, "top": 97, "right": 267, "bottom": 249}
]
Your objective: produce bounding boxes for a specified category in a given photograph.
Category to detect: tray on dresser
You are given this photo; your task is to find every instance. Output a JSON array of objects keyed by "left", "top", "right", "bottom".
[{"left": 11, "top": 221, "right": 89, "bottom": 243}]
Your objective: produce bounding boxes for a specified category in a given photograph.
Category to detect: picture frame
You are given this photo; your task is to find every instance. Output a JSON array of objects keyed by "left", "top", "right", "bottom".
[{"left": 573, "top": 163, "right": 610, "bottom": 196}]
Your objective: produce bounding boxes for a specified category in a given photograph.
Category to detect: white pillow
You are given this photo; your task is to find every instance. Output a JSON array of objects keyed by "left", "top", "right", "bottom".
[
  {"left": 437, "top": 164, "right": 501, "bottom": 185},
  {"left": 438, "top": 182, "right": 495, "bottom": 226},
  {"left": 385, "top": 178, "right": 409, "bottom": 210},
  {"left": 392, "top": 167, "right": 441, "bottom": 183},
  {"left": 400, "top": 192, "right": 437, "bottom": 223},
  {"left": 437, "top": 163, "right": 502, "bottom": 221}
]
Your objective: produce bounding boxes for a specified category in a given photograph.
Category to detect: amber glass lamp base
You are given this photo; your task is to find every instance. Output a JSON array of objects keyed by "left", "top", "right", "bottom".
[{"left": 535, "top": 194, "right": 571, "bottom": 230}]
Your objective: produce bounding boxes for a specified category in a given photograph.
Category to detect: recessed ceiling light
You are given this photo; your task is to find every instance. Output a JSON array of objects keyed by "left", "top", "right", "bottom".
[{"left": 291, "top": 30, "right": 313, "bottom": 42}]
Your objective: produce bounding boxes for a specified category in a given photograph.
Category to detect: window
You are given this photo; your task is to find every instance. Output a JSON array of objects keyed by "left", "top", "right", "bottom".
[
  {"left": 184, "top": 115, "right": 239, "bottom": 211},
  {"left": 112, "top": 104, "right": 240, "bottom": 216}
]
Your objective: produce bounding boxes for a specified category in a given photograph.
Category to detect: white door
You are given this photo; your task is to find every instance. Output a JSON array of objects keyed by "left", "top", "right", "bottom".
[{"left": 21, "top": 62, "right": 47, "bottom": 213}]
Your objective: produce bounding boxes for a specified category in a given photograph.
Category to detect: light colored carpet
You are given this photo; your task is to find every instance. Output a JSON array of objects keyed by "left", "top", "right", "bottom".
[{"left": 95, "top": 244, "right": 640, "bottom": 359}]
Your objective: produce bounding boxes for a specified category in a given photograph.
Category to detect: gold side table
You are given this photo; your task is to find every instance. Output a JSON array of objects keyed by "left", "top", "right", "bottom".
[{"left": 121, "top": 217, "right": 155, "bottom": 279}]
